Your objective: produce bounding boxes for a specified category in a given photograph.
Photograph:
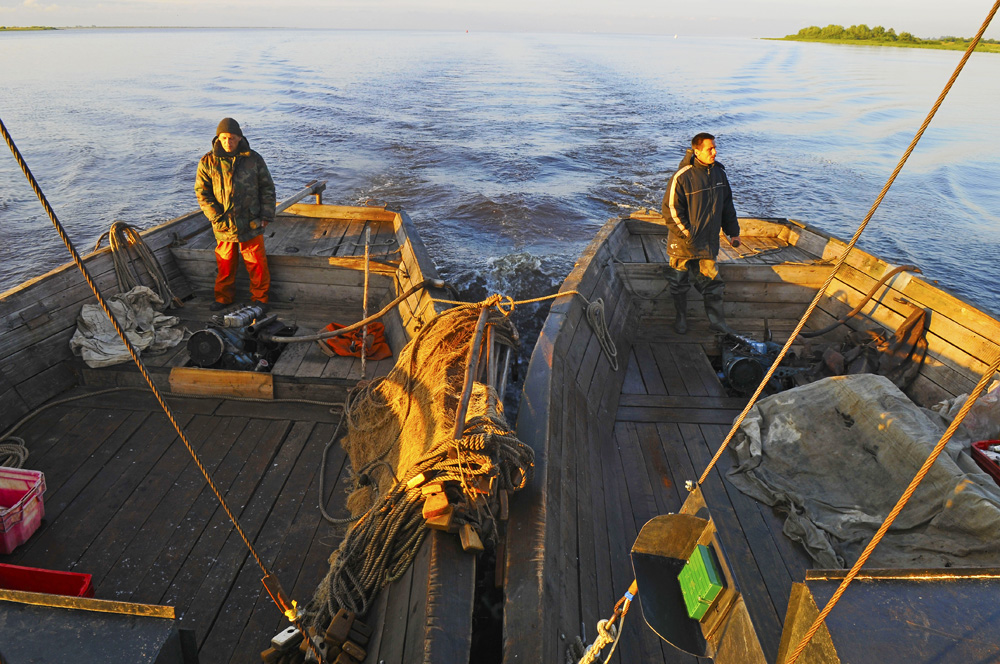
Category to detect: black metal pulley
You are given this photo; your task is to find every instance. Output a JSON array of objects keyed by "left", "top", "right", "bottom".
[{"left": 188, "top": 328, "right": 228, "bottom": 367}]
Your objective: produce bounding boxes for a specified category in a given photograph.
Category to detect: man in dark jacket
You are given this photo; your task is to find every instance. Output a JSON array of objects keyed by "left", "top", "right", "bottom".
[
  {"left": 195, "top": 117, "right": 276, "bottom": 311},
  {"left": 661, "top": 132, "right": 741, "bottom": 335}
]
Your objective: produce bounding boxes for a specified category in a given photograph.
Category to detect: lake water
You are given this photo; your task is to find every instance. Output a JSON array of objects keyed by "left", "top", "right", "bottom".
[{"left": 3, "top": 29, "right": 1000, "bottom": 338}]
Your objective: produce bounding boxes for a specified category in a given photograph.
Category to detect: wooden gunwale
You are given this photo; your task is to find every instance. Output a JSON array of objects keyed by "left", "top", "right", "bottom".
[{"left": 506, "top": 213, "right": 1000, "bottom": 663}]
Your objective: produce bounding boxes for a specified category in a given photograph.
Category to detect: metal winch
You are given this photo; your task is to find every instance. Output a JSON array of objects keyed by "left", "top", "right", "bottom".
[{"left": 187, "top": 305, "right": 297, "bottom": 371}]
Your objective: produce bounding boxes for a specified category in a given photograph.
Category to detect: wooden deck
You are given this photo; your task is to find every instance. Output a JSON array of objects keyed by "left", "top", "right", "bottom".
[
  {"left": 507, "top": 213, "right": 1000, "bottom": 664},
  {"left": 1, "top": 201, "right": 472, "bottom": 662},
  {"left": 0, "top": 390, "right": 347, "bottom": 662},
  {"left": 507, "top": 216, "right": 846, "bottom": 663}
]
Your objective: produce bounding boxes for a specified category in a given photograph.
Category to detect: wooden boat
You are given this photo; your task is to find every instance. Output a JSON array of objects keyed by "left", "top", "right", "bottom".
[
  {"left": 505, "top": 212, "right": 1000, "bottom": 663},
  {"left": 0, "top": 181, "right": 488, "bottom": 662}
]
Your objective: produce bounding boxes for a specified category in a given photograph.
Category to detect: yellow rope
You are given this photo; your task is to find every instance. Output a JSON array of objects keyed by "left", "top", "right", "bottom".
[
  {"left": 696, "top": 0, "right": 1000, "bottom": 489},
  {"left": 785, "top": 352, "right": 1000, "bottom": 663},
  {"left": 432, "top": 289, "right": 581, "bottom": 308}
]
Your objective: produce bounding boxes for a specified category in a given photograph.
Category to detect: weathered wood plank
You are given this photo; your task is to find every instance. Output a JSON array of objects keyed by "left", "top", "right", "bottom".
[
  {"left": 574, "top": 383, "right": 603, "bottom": 648},
  {"left": 169, "top": 367, "right": 273, "bottom": 399},
  {"left": 131, "top": 417, "right": 266, "bottom": 604},
  {"left": 81, "top": 414, "right": 223, "bottom": 590},
  {"left": 702, "top": 423, "right": 797, "bottom": 626},
  {"left": 415, "top": 532, "right": 475, "bottom": 663},
  {"left": 171, "top": 420, "right": 298, "bottom": 643},
  {"left": 17, "top": 410, "right": 196, "bottom": 572},
  {"left": 198, "top": 420, "right": 322, "bottom": 662},
  {"left": 617, "top": 406, "right": 744, "bottom": 425},
  {"left": 619, "top": 393, "right": 748, "bottom": 410},
  {"left": 557, "top": 380, "right": 581, "bottom": 648},
  {"left": 621, "top": 350, "right": 646, "bottom": 395}
]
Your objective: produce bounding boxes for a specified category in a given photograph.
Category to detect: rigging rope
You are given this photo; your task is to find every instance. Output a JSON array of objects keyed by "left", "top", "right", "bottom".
[
  {"left": 696, "top": 0, "right": 1000, "bottom": 489},
  {"left": 1, "top": 118, "right": 322, "bottom": 661},
  {"left": 434, "top": 289, "right": 619, "bottom": 370},
  {"left": 572, "top": 583, "right": 635, "bottom": 664}
]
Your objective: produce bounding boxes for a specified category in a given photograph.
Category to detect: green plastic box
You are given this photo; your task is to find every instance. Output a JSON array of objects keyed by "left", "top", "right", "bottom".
[{"left": 677, "top": 544, "right": 724, "bottom": 620}]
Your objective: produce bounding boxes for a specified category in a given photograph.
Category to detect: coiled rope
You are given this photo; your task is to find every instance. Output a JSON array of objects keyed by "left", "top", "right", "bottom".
[
  {"left": 1, "top": 118, "right": 322, "bottom": 660},
  {"left": 96, "top": 220, "right": 180, "bottom": 307}
]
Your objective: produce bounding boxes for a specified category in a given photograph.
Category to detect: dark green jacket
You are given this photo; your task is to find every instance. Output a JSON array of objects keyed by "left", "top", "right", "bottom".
[
  {"left": 195, "top": 136, "right": 276, "bottom": 243},
  {"left": 661, "top": 149, "right": 740, "bottom": 260}
]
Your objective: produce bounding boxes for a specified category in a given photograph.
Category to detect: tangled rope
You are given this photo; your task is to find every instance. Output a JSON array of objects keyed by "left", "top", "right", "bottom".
[
  {"left": 303, "top": 301, "right": 532, "bottom": 630},
  {"left": 307, "top": 409, "right": 533, "bottom": 625}
]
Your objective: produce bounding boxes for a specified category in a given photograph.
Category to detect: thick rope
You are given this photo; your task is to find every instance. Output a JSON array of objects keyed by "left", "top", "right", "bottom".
[
  {"left": 697, "top": 0, "right": 1000, "bottom": 488},
  {"left": 2, "top": 118, "right": 321, "bottom": 659},
  {"left": 576, "top": 620, "right": 618, "bottom": 664},
  {"left": 785, "top": 351, "right": 1000, "bottom": 664}
]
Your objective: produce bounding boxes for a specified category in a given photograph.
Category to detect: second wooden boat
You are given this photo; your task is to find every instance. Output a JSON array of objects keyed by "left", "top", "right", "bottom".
[{"left": 506, "top": 212, "right": 1000, "bottom": 663}]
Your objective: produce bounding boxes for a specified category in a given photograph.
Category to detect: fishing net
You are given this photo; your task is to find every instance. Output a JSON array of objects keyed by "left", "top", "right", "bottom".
[{"left": 304, "top": 301, "right": 534, "bottom": 629}]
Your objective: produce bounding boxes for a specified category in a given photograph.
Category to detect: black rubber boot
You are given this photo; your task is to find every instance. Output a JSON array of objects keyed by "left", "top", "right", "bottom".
[
  {"left": 672, "top": 292, "right": 688, "bottom": 335},
  {"left": 704, "top": 295, "right": 734, "bottom": 335}
]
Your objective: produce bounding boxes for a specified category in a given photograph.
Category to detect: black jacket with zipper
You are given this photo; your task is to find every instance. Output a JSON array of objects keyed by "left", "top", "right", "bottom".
[{"left": 661, "top": 148, "right": 740, "bottom": 261}]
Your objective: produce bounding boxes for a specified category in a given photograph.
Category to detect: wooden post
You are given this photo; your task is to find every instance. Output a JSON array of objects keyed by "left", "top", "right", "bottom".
[{"left": 361, "top": 226, "right": 371, "bottom": 379}]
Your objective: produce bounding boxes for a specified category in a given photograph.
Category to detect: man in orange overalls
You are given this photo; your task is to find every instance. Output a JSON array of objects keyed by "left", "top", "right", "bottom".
[{"left": 195, "top": 118, "right": 276, "bottom": 311}]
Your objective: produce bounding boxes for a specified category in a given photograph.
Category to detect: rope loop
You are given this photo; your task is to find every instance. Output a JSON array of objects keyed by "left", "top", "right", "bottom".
[{"left": 495, "top": 294, "right": 516, "bottom": 317}]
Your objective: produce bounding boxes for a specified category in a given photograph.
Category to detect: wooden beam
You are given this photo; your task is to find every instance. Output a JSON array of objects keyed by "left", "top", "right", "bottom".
[{"left": 168, "top": 367, "right": 273, "bottom": 399}]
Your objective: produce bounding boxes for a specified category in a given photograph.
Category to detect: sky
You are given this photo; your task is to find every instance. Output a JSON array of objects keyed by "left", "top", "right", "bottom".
[{"left": 1, "top": 0, "right": 999, "bottom": 39}]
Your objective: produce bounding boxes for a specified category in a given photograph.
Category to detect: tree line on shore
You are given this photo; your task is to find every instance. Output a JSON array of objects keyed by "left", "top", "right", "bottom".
[{"left": 786, "top": 24, "right": 999, "bottom": 45}]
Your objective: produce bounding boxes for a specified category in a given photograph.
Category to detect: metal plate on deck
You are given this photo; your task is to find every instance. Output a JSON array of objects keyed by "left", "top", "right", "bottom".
[
  {"left": 799, "top": 569, "right": 1000, "bottom": 663},
  {"left": 0, "top": 591, "right": 196, "bottom": 663}
]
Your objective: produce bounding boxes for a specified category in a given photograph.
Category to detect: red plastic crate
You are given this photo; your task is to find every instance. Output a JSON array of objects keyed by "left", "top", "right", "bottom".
[
  {"left": 971, "top": 440, "right": 1000, "bottom": 487},
  {"left": 0, "top": 467, "right": 46, "bottom": 554},
  {"left": 0, "top": 562, "right": 94, "bottom": 597}
]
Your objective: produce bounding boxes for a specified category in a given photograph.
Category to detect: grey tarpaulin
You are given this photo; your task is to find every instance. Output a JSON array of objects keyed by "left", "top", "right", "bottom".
[
  {"left": 69, "top": 286, "right": 186, "bottom": 368},
  {"left": 726, "top": 374, "right": 1000, "bottom": 569}
]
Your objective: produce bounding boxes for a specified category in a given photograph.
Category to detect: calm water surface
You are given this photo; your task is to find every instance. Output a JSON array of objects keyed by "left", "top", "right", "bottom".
[{"left": 3, "top": 29, "right": 1000, "bottom": 335}]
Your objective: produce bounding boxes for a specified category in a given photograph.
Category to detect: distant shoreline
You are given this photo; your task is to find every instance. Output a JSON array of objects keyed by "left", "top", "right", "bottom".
[
  {"left": 0, "top": 26, "right": 58, "bottom": 31},
  {"left": 768, "top": 36, "right": 1000, "bottom": 53}
]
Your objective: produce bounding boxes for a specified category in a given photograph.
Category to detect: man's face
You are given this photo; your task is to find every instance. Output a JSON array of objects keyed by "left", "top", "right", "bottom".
[
  {"left": 693, "top": 138, "right": 717, "bottom": 165},
  {"left": 218, "top": 132, "right": 242, "bottom": 153}
]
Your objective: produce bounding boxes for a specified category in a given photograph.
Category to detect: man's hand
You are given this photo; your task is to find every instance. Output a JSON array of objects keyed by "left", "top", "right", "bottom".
[{"left": 729, "top": 235, "right": 741, "bottom": 248}]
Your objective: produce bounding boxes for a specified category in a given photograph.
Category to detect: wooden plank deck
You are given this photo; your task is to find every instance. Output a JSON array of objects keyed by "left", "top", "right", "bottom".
[
  {"left": 0, "top": 387, "right": 450, "bottom": 663},
  {"left": 606, "top": 334, "right": 814, "bottom": 663}
]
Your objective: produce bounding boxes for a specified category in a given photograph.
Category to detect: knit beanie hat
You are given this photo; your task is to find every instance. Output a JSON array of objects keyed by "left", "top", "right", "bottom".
[{"left": 216, "top": 117, "right": 243, "bottom": 136}]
